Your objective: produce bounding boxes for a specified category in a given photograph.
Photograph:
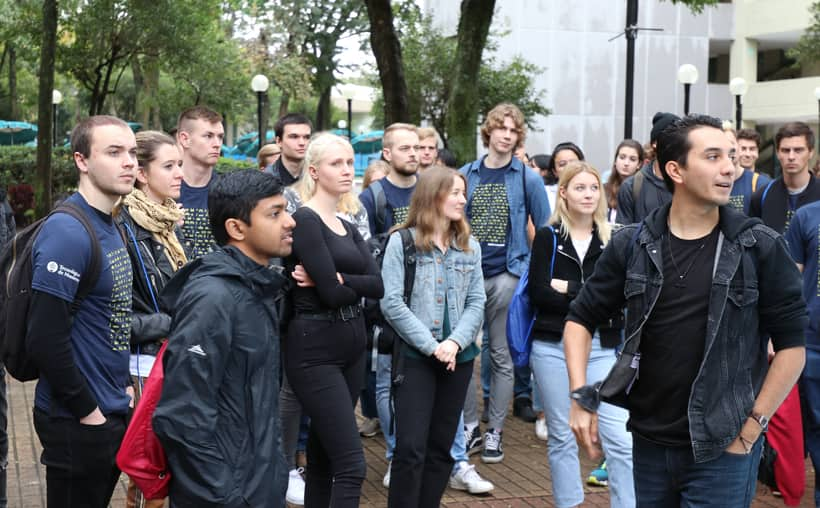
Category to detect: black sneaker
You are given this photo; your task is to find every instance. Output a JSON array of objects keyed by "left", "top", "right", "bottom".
[
  {"left": 481, "top": 428, "right": 504, "bottom": 463},
  {"left": 513, "top": 397, "right": 537, "bottom": 423},
  {"left": 466, "top": 426, "right": 483, "bottom": 456}
]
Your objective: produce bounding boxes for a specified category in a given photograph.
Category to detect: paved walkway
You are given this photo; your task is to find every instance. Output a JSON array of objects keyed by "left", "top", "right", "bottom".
[{"left": 6, "top": 376, "right": 813, "bottom": 507}]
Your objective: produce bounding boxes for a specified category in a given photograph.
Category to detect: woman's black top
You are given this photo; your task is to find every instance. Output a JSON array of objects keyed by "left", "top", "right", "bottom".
[{"left": 288, "top": 206, "right": 383, "bottom": 313}]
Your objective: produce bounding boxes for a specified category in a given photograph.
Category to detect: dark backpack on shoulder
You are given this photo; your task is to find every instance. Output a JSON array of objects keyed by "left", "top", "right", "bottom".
[{"left": 0, "top": 203, "right": 102, "bottom": 381}]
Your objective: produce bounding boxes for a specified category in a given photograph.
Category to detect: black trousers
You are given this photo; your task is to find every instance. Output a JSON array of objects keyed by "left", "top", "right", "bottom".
[
  {"left": 388, "top": 356, "right": 473, "bottom": 508},
  {"left": 33, "top": 407, "right": 126, "bottom": 508},
  {"left": 285, "top": 315, "right": 367, "bottom": 508}
]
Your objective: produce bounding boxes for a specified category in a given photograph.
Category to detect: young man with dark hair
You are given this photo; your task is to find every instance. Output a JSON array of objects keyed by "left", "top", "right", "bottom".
[
  {"left": 616, "top": 112, "right": 677, "bottom": 224},
  {"left": 177, "top": 105, "right": 225, "bottom": 258},
  {"left": 565, "top": 114, "right": 806, "bottom": 507},
  {"left": 736, "top": 129, "right": 761, "bottom": 172},
  {"left": 154, "top": 170, "right": 294, "bottom": 508},
  {"left": 28, "top": 115, "right": 137, "bottom": 507},
  {"left": 725, "top": 127, "right": 770, "bottom": 215},
  {"left": 750, "top": 121, "right": 820, "bottom": 233},
  {"left": 460, "top": 103, "right": 550, "bottom": 464},
  {"left": 265, "top": 113, "right": 312, "bottom": 186}
]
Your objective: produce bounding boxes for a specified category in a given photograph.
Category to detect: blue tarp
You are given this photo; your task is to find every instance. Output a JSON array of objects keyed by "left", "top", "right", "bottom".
[{"left": 0, "top": 121, "right": 37, "bottom": 145}]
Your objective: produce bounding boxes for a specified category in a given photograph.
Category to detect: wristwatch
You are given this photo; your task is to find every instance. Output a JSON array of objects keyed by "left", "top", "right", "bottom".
[{"left": 750, "top": 411, "right": 769, "bottom": 433}]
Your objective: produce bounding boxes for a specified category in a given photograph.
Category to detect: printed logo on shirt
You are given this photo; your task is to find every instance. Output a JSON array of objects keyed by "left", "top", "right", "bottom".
[
  {"left": 470, "top": 183, "right": 509, "bottom": 245},
  {"left": 727, "top": 195, "right": 745, "bottom": 213},
  {"left": 392, "top": 206, "right": 410, "bottom": 227},
  {"left": 46, "top": 261, "right": 80, "bottom": 282},
  {"left": 182, "top": 207, "right": 216, "bottom": 259}
]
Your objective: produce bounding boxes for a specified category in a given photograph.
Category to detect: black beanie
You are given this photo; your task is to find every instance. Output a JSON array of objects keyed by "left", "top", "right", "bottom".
[{"left": 650, "top": 112, "right": 680, "bottom": 144}]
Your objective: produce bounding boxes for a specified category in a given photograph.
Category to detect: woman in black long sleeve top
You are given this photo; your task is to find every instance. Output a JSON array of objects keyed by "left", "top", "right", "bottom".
[
  {"left": 527, "top": 161, "right": 634, "bottom": 508},
  {"left": 284, "top": 133, "right": 383, "bottom": 508}
]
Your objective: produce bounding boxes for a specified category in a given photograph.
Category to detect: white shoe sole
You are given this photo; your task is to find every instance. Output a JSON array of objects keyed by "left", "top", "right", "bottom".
[{"left": 480, "top": 453, "right": 504, "bottom": 464}]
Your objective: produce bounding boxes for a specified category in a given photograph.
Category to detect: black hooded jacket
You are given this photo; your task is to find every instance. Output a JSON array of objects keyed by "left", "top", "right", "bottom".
[{"left": 153, "top": 246, "right": 288, "bottom": 508}]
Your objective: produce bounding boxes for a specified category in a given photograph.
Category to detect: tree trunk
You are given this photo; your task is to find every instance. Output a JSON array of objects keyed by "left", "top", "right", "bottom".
[
  {"left": 132, "top": 57, "right": 148, "bottom": 126},
  {"left": 363, "top": 0, "right": 409, "bottom": 126},
  {"left": 8, "top": 45, "right": 18, "bottom": 120},
  {"left": 315, "top": 85, "right": 331, "bottom": 131},
  {"left": 35, "top": 0, "right": 58, "bottom": 218},
  {"left": 278, "top": 92, "right": 291, "bottom": 119},
  {"left": 445, "top": 0, "right": 495, "bottom": 163}
]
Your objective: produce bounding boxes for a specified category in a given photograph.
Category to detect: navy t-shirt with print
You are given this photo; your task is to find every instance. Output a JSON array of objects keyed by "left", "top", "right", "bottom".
[
  {"left": 467, "top": 164, "right": 509, "bottom": 277},
  {"left": 359, "top": 177, "right": 415, "bottom": 235},
  {"left": 729, "top": 171, "right": 771, "bottom": 215},
  {"left": 785, "top": 200, "right": 820, "bottom": 351},
  {"left": 32, "top": 193, "right": 132, "bottom": 417},
  {"left": 179, "top": 176, "right": 217, "bottom": 259}
]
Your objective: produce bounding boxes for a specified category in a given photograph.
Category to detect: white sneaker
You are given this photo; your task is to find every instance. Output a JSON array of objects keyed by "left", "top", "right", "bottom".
[
  {"left": 382, "top": 461, "right": 391, "bottom": 488},
  {"left": 535, "top": 417, "right": 548, "bottom": 441},
  {"left": 449, "top": 461, "right": 494, "bottom": 494},
  {"left": 286, "top": 468, "right": 305, "bottom": 505}
]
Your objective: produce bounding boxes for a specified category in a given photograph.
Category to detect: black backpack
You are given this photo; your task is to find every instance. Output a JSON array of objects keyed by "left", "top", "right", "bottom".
[{"left": 0, "top": 202, "right": 102, "bottom": 381}]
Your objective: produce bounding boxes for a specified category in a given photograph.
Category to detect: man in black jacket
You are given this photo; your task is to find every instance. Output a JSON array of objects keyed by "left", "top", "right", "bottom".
[
  {"left": 154, "top": 170, "right": 295, "bottom": 508},
  {"left": 563, "top": 115, "right": 806, "bottom": 507},
  {"left": 749, "top": 121, "right": 820, "bottom": 233}
]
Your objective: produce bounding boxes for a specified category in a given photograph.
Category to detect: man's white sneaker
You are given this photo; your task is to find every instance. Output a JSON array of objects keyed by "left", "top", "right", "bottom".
[
  {"left": 449, "top": 462, "right": 494, "bottom": 494},
  {"left": 535, "top": 417, "right": 548, "bottom": 441},
  {"left": 382, "top": 461, "right": 391, "bottom": 488},
  {"left": 286, "top": 467, "right": 305, "bottom": 505}
]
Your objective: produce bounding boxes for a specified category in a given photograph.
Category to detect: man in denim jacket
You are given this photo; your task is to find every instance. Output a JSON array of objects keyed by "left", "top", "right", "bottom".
[
  {"left": 563, "top": 115, "right": 806, "bottom": 507},
  {"left": 459, "top": 103, "right": 550, "bottom": 462}
]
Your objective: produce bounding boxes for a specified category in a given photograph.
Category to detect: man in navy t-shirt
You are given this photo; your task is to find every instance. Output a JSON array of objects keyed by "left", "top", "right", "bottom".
[
  {"left": 28, "top": 115, "right": 136, "bottom": 507},
  {"left": 726, "top": 127, "right": 771, "bottom": 215},
  {"left": 785, "top": 201, "right": 820, "bottom": 506},
  {"left": 177, "top": 105, "right": 224, "bottom": 258}
]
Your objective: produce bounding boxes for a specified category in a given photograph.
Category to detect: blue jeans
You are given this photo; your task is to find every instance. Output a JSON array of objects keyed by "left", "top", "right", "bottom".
[
  {"left": 375, "top": 353, "right": 395, "bottom": 460},
  {"left": 800, "top": 347, "right": 820, "bottom": 507},
  {"left": 530, "top": 338, "right": 634, "bottom": 508},
  {"left": 633, "top": 434, "right": 762, "bottom": 507}
]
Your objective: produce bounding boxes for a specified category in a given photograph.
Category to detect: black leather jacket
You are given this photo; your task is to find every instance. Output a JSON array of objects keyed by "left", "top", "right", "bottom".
[
  {"left": 567, "top": 204, "right": 807, "bottom": 462},
  {"left": 118, "top": 206, "right": 189, "bottom": 357}
]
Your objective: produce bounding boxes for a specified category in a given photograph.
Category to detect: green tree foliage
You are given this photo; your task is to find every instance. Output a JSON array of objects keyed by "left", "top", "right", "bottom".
[
  {"left": 789, "top": 1, "right": 820, "bottom": 67},
  {"left": 373, "top": 2, "right": 548, "bottom": 159},
  {"left": 665, "top": 0, "right": 720, "bottom": 14}
]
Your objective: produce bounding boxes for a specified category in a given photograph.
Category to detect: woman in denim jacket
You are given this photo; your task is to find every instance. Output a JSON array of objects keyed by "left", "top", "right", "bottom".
[
  {"left": 380, "top": 166, "right": 486, "bottom": 508},
  {"left": 528, "top": 161, "right": 633, "bottom": 508}
]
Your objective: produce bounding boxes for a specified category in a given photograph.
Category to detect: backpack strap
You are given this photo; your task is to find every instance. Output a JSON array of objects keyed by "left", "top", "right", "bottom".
[
  {"left": 389, "top": 228, "right": 417, "bottom": 433},
  {"left": 370, "top": 179, "right": 387, "bottom": 234},
  {"left": 760, "top": 179, "right": 775, "bottom": 210},
  {"left": 547, "top": 225, "right": 557, "bottom": 278},
  {"left": 521, "top": 161, "right": 529, "bottom": 220},
  {"left": 52, "top": 203, "right": 102, "bottom": 312},
  {"left": 752, "top": 172, "right": 759, "bottom": 193}
]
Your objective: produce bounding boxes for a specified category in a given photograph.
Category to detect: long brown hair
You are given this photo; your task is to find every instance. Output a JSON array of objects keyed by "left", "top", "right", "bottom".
[
  {"left": 392, "top": 166, "right": 471, "bottom": 252},
  {"left": 605, "top": 139, "right": 643, "bottom": 211}
]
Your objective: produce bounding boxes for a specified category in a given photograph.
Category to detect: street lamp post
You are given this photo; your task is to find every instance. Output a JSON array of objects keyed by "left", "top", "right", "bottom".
[
  {"left": 338, "top": 85, "right": 355, "bottom": 140},
  {"left": 729, "top": 77, "right": 749, "bottom": 128},
  {"left": 677, "top": 64, "right": 699, "bottom": 116},
  {"left": 51, "top": 90, "right": 62, "bottom": 147},
  {"left": 251, "top": 74, "right": 270, "bottom": 156},
  {"left": 337, "top": 120, "right": 348, "bottom": 138}
]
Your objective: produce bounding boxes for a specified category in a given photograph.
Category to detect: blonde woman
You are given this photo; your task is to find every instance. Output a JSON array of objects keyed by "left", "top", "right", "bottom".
[
  {"left": 527, "top": 161, "right": 633, "bottom": 508},
  {"left": 284, "top": 133, "right": 383, "bottom": 508}
]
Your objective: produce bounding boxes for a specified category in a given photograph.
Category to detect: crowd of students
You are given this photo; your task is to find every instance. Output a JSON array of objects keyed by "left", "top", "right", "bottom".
[{"left": 8, "top": 100, "right": 820, "bottom": 508}]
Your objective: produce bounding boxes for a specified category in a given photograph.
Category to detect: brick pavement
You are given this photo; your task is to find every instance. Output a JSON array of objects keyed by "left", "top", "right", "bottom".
[{"left": 6, "top": 376, "right": 813, "bottom": 507}]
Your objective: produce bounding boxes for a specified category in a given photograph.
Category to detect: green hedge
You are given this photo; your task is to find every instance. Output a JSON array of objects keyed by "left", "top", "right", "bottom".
[{"left": 0, "top": 145, "right": 256, "bottom": 195}]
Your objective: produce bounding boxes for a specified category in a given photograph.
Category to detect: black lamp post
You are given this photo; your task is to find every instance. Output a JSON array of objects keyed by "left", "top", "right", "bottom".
[
  {"left": 52, "top": 90, "right": 62, "bottom": 147},
  {"left": 677, "top": 64, "right": 698, "bottom": 116},
  {"left": 251, "top": 74, "right": 270, "bottom": 156},
  {"left": 729, "top": 77, "right": 748, "bottom": 128}
]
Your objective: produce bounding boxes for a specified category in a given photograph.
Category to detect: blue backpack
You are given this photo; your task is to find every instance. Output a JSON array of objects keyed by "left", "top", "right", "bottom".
[{"left": 506, "top": 226, "right": 557, "bottom": 368}]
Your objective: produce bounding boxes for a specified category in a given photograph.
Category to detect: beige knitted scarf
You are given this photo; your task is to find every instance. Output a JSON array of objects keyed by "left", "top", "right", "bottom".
[{"left": 122, "top": 189, "right": 188, "bottom": 270}]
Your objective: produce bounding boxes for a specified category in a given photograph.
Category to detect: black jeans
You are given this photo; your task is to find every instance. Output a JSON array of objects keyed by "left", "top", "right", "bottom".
[
  {"left": 388, "top": 356, "right": 473, "bottom": 508},
  {"left": 0, "top": 365, "right": 7, "bottom": 508},
  {"left": 285, "top": 315, "right": 367, "bottom": 508},
  {"left": 33, "top": 407, "right": 126, "bottom": 508}
]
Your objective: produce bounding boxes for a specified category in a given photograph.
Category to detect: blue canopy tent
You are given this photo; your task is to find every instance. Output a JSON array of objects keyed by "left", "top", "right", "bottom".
[
  {"left": 0, "top": 121, "right": 38, "bottom": 145},
  {"left": 351, "top": 130, "right": 384, "bottom": 176}
]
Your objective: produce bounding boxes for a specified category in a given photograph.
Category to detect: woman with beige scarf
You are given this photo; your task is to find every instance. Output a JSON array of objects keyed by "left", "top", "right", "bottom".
[{"left": 117, "top": 130, "right": 189, "bottom": 508}]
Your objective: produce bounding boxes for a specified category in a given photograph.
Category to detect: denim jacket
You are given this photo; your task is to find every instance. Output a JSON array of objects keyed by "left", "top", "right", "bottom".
[
  {"left": 380, "top": 228, "right": 486, "bottom": 357},
  {"left": 460, "top": 156, "right": 551, "bottom": 277},
  {"left": 567, "top": 203, "right": 807, "bottom": 463}
]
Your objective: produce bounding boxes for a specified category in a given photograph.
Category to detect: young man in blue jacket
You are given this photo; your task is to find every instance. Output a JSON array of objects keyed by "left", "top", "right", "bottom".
[
  {"left": 564, "top": 114, "right": 806, "bottom": 508},
  {"left": 459, "top": 103, "right": 550, "bottom": 463}
]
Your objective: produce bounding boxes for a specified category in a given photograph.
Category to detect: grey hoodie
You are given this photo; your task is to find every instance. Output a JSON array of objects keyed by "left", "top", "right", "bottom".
[{"left": 615, "top": 162, "right": 673, "bottom": 225}]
